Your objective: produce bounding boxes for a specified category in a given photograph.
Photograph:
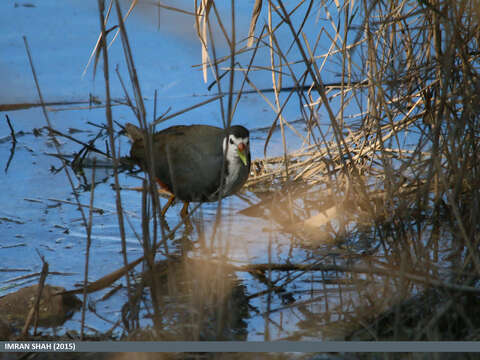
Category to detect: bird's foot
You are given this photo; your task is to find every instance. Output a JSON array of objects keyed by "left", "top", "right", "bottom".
[{"left": 160, "top": 195, "right": 175, "bottom": 217}]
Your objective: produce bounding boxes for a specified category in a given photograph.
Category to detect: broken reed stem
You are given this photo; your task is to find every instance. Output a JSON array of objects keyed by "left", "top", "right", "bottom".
[
  {"left": 21, "top": 253, "right": 48, "bottom": 337},
  {"left": 4, "top": 114, "right": 17, "bottom": 173},
  {"left": 5, "top": 115, "right": 16, "bottom": 143}
]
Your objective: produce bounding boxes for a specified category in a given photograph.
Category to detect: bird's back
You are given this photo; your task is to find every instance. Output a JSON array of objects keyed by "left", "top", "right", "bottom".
[{"left": 127, "top": 124, "right": 226, "bottom": 201}]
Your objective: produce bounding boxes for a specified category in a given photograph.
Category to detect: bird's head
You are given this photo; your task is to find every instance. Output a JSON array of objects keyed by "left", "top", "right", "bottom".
[{"left": 223, "top": 126, "right": 250, "bottom": 166}]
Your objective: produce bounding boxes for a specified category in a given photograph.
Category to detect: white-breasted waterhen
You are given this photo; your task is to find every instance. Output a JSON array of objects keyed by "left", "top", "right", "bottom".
[{"left": 125, "top": 123, "right": 251, "bottom": 217}]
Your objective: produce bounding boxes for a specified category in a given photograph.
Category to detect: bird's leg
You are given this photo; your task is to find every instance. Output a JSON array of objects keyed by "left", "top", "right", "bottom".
[
  {"left": 161, "top": 195, "right": 175, "bottom": 217},
  {"left": 180, "top": 202, "right": 189, "bottom": 218}
]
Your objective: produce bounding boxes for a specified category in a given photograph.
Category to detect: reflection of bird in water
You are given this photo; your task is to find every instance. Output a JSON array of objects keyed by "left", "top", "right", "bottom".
[{"left": 125, "top": 123, "right": 251, "bottom": 216}]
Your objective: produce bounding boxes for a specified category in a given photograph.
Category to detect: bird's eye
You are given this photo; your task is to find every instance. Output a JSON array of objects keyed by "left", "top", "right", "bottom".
[{"left": 229, "top": 138, "right": 234, "bottom": 145}]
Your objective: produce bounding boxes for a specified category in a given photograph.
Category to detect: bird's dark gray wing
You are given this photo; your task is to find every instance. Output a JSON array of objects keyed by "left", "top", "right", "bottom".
[{"left": 153, "top": 125, "right": 226, "bottom": 201}]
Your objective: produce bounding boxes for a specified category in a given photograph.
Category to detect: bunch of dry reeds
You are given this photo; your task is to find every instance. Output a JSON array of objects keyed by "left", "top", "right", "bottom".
[{"left": 190, "top": 0, "right": 480, "bottom": 340}]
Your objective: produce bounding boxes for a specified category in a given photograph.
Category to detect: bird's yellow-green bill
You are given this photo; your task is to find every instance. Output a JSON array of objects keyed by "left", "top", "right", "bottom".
[{"left": 237, "top": 149, "right": 247, "bottom": 166}]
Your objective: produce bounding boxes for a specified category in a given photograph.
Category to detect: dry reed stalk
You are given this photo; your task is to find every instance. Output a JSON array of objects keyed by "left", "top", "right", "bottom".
[
  {"left": 247, "top": 0, "right": 262, "bottom": 47},
  {"left": 80, "top": 159, "right": 96, "bottom": 340},
  {"left": 97, "top": 0, "right": 135, "bottom": 326},
  {"left": 20, "top": 254, "right": 48, "bottom": 337}
]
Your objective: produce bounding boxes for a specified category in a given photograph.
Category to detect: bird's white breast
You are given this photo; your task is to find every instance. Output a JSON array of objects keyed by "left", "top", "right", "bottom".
[{"left": 221, "top": 136, "right": 248, "bottom": 196}]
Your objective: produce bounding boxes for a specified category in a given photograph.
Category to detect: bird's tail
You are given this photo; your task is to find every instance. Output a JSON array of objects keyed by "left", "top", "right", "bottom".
[{"left": 124, "top": 123, "right": 144, "bottom": 142}]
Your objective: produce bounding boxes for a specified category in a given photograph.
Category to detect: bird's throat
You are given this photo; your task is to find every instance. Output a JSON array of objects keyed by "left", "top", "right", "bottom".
[{"left": 222, "top": 158, "right": 244, "bottom": 196}]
